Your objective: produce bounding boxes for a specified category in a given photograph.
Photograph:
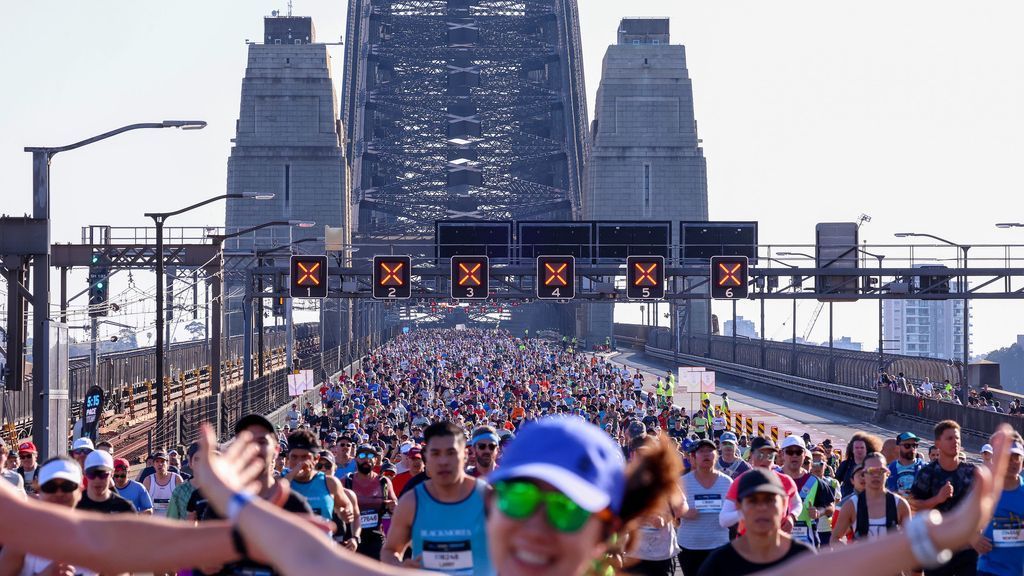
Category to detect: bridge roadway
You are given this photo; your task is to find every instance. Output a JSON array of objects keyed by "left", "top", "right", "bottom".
[{"left": 611, "top": 349, "right": 988, "bottom": 455}]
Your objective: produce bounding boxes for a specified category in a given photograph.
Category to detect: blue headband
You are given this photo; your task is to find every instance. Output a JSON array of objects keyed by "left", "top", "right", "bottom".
[{"left": 471, "top": 432, "right": 501, "bottom": 445}]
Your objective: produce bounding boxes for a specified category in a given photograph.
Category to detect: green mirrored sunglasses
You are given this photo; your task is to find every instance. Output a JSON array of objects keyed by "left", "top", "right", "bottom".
[{"left": 494, "top": 480, "right": 593, "bottom": 533}]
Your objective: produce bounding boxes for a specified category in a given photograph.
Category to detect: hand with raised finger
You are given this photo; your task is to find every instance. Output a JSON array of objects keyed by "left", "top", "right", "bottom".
[{"left": 192, "top": 424, "right": 264, "bottom": 517}]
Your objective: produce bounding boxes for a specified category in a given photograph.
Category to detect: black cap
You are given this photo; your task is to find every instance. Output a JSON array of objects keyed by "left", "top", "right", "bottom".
[
  {"left": 687, "top": 438, "right": 717, "bottom": 453},
  {"left": 736, "top": 469, "right": 788, "bottom": 501},
  {"left": 186, "top": 442, "right": 201, "bottom": 459},
  {"left": 356, "top": 443, "right": 378, "bottom": 455},
  {"left": 286, "top": 432, "right": 320, "bottom": 453},
  {"left": 750, "top": 437, "right": 778, "bottom": 452},
  {"left": 235, "top": 414, "right": 277, "bottom": 436},
  {"left": 150, "top": 450, "right": 168, "bottom": 460}
]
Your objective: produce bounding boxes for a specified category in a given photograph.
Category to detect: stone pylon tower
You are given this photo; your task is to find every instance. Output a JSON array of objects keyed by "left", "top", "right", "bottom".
[
  {"left": 224, "top": 15, "right": 350, "bottom": 349},
  {"left": 584, "top": 18, "right": 709, "bottom": 344}
]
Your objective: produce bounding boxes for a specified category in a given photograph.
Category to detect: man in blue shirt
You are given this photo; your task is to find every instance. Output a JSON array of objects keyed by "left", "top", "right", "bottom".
[
  {"left": 112, "top": 457, "right": 153, "bottom": 514},
  {"left": 887, "top": 431, "right": 925, "bottom": 498},
  {"left": 976, "top": 437, "right": 1024, "bottom": 576}
]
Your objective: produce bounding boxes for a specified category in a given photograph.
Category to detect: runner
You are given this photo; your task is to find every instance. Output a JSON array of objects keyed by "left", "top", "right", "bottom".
[
  {"left": 975, "top": 433, "right": 1024, "bottom": 576},
  {"left": 143, "top": 449, "right": 182, "bottom": 516},
  {"left": 888, "top": 432, "right": 926, "bottom": 499},
  {"left": 810, "top": 447, "right": 841, "bottom": 546},
  {"left": 382, "top": 421, "right": 491, "bottom": 575},
  {"left": 112, "top": 457, "right": 154, "bottom": 514},
  {"left": 678, "top": 438, "right": 732, "bottom": 576},
  {"left": 76, "top": 450, "right": 136, "bottom": 514},
  {"left": 832, "top": 452, "right": 911, "bottom": 543},
  {"left": 623, "top": 439, "right": 687, "bottom": 576},
  {"left": 16, "top": 441, "right": 40, "bottom": 496},
  {"left": 0, "top": 439, "right": 25, "bottom": 492},
  {"left": 0, "top": 457, "right": 95, "bottom": 576},
  {"left": 285, "top": 430, "right": 351, "bottom": 524},
  {"left": 70, "top": 437, "right": 94, "bottom": 471},
  {"left": 836, "top": 432, "right": 882, "bottom": 498},
  {"left": 717, "top": 432, "right": 751, "bottom": 480},
  {"left": 779, "top": 436, "right": 835, "bottom": 548},
  {"left": 346, "top": 443, "right": 395, "bottom": 560},
  {"left": 698, "top": 469, "right": 814, "bottom": 575},
  {"left": 719, "top": 437, "right": 803, "bottom": 534},
  {"left": 333, "top": 434, "right": 358, "bottom": 479},
  {"left": 909, "top": 420, "right": 977, "bottom": 576},
  {"left": 466, "top": 426, "right": 500, "bottom": 478},
  {"left": 166, "top": 444, "right": 201, "bottom": 519}
]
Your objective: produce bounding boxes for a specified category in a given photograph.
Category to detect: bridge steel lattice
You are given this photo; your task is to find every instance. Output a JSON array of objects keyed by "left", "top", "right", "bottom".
[{"left": 342, "top": 0, "right": 588, "bottom": 239}]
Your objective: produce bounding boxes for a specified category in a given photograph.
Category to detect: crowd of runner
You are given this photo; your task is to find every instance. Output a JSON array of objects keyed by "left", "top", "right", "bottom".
[{"left": 0, "top": 327, "right": 1019, "bottom": 576}]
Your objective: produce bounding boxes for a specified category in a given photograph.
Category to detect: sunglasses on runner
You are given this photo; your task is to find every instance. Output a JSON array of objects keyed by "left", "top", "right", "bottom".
[
  {"left": 864, "top": 466, "right": 888, "bottom": 476},
  {"left": 316, "top": 463, "right": 333, "bottom": 471},
  {"left": 40, "top": 480, "right": 79, "bottom": 494},
  {"left": 475, "top": 443, "right": 497, "bottom": 451},
  {"left": 85, "top": 469, "right": 111, "bottom": 480},
  {"left": 357, "top": 452, "right": 375, "bottom": 459},
  {"left": 493, "top": 480, "right": 593, "bottom": 533},
  {"left": 783, "top": 449, "right": 804, "bottom": 456},
  {"left": 113, "top": 473, "right": 127, "bottom": 479},
  {"left": 901, "top": 443, "right": 919, "bottom": 449}
]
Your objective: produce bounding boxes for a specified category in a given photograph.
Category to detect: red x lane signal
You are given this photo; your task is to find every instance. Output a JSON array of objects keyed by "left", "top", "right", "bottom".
[
  {"left": 373, "top": 256, "right": 412, "bottom": 299},
  {"left": 536, "top": 256, "right": 575, "bottom": 300},
  {"left": 626, "top": 256, "right": 665, "bottom": 300},
  {"left": 451, "top": 256, "right": 488, "bottom": 300},
  {"left": 711, "top": 256, "right": 749, "bottom": 299},
  {"left": 289, "top": 255, "right": 328, "bottom": 298}
]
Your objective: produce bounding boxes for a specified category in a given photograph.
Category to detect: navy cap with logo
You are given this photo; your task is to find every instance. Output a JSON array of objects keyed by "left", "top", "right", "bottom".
[
  {"left": 750, "top": 437, "right": 778, "bottom": 453},
  {"left": 687, "top": 438, "right": 716, "bottom": 453},
  {"left": 286, "top": 432, "right": 320, "bottom": 453},
  {"left": 235, "top": 413, "right": 277, "bottom": 436},
  {"left": 736, "top": 468, "right": 788, "bottom": 501}
]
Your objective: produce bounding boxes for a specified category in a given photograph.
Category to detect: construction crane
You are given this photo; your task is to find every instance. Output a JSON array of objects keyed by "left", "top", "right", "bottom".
[{"left": 802, "top": 302, "right": 825, "bottom": 343}]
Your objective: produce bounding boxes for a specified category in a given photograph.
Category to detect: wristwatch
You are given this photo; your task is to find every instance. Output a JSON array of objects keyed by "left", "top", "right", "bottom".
[{"left": 227, "top": 491, "right": 255, "bottom": 523}]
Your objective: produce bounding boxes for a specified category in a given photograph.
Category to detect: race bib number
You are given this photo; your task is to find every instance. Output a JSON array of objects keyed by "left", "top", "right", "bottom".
[
  {"left": 422, "top": 540, "right": 473, "bottom": 573},
  {"left": 994, "top": 528, "right": 1024, "bottom": 547},
  {"left": 791, "top": 525, "right": 812, "bottom": 543},
  {"left": 693, "top": 494, "right": 723, "bottom": 513},
  {"left": 360, "top": 511, "right": 379, "bottom": 529}
]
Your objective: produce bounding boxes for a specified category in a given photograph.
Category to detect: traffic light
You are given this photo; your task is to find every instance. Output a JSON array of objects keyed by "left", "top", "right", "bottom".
[
  {"left": 272, "top": 272, "right": 287, "bottom": 317},
  {"left": 710, "top": 256, "right": 749, "bottom": 299},
  {"left": 88, "top": 250, "right": 110, "bottom": 317},
  {"left": 451, "top": 256, "right": 488, "bottom": 300},
  {"left": 373, "top": 255, "right": 412, "bottom": 300},
  {"left": 289, "top": 255, "right": 329, "bottom": 298},
  {"left": 626, "top": 256, "right": 665, "bottom": 300},
  {"left": 536, "top": 255, "right": 575, "bottom": 300}
]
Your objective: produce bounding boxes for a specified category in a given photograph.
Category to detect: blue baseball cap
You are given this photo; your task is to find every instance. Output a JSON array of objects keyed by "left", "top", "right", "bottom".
[
  {"left": 489, "top": 416, "right": 626, "bottom": 514},
  {"left": 720, "top": 432, "right": 738, "bottom": 445}
]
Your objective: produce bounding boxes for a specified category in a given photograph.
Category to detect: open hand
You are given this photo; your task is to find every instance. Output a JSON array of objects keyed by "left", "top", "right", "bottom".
[{"left": 192, "top": 424, "right": 266, "bottom": 517}]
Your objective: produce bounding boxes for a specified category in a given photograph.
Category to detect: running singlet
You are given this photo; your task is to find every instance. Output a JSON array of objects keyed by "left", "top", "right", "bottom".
[
  {"left": 886, "top": 459, "right": 923, "bottom": 497},
  {"left": 412, "top": 480, "right": 494, "bottom": 576},
  {"left": 147, "top": 474, "right": 177, "bottom": 516},
  {"left": 979, "top": 482, "right": 1024, "bottom": 576},
  {"left": 290, "top": 472, "right": 335, "bottom": 521}
]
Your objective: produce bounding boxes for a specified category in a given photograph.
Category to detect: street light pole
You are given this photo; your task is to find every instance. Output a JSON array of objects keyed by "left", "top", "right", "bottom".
[
  {"left": 145, "top": 191, "right": 273, "bottom": 422},
  {"left": 24, "top": 120, "right": 204, "bottom": 457},
  {"left": 895, "top": 232, "right": 971, "bottom": 405},
  {"left": 206, "top": 220, "right": 314, "bottom": 400}
]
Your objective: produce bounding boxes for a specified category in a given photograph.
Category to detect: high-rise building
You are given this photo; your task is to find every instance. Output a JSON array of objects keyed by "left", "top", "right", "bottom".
[
  {"left": 724, "top": 315, "right": 758, "bottom": 339},
  {"left": 883, "top": 281, "right": 969, "bottom": 359},
  {"left": 224, "top": 15, "right": 350, "bottom": 348},
  {"left": 584, "top": 18, "right": 709, "bottom": 343}
]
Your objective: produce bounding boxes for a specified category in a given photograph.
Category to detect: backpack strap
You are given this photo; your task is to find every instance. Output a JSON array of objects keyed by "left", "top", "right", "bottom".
[
  {"left": 343, "top": 472, "right": 353, "bottom": 490},
  {"left": 885, "top": 492, "right": 899, "bottom": 531},
  {"left": 855, "top": 494, "right": 869, "bottom": 538}
]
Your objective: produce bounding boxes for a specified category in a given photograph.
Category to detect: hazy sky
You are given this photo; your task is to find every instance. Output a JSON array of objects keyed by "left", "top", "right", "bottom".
[{"left": 2, "top": 1, "right": 1023, "bottom": 355}]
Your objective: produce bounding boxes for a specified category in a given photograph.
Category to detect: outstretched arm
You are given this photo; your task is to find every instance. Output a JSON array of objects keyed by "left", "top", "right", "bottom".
[{"left": 0, "top": 480, "right": 239, "bottom": 574}]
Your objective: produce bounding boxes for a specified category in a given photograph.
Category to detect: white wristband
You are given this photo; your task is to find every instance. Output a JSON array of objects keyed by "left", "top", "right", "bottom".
[
  {"left": 907, "top": 509, "right": 952, "bottom": 569},
  {"left": 227, "top": 491, "right": 255, "bottom": 524}
]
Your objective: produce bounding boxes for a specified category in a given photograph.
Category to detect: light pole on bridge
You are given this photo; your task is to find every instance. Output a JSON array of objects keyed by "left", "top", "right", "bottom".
[{"left": 895, "top": 232, "right": 971, "bottom": 406}]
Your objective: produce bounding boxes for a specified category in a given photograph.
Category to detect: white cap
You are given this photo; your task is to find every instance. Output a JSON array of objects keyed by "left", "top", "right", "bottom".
[
  {"left": 779, "top": 435, "right": 807, "bottom": 452},
  {"left": 38, "top": 458, "right": 83, "bottom": 486},
  {"left": 71, "top": 437, "right": 94, "bottom": 452},
  {"left": 981, "top": 444, "right": 994, "bottom": 454},
  {"left": 84, "top": 449, "right": 114, "bottom": 471},
  {"left": 1011, "top": 442, "right": 1024, "bottom": 457},
  {"left": 399, "top": 442, "right": 413, "bottom": 455}
]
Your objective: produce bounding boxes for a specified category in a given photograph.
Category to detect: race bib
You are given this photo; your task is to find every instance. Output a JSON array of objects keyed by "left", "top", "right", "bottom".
[
  {"left": 791, "top": 525, "right": 811, "bottom": 543},
  {"left": 993, "top": 528, "right": 1024, "bottom": 547},
  {"left": 360, "top": 511, "right": 379, "bottom": 529},
  {"left": 422, "top": 540, "right": 473, "bottom": 573},
  {"left": 693, "top": 494, "right": 723, "bottom": 513}
]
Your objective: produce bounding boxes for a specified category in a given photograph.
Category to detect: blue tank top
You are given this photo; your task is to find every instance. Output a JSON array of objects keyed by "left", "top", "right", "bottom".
[
  {"left": 979, "top": 481, "right": 1024, "bottom": 576},
  {"left": 291, "top": 471, "right": 334, "bottom": 521},
  {"left": 412, "top": 479, "right": 493, "bottom": 576}
]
